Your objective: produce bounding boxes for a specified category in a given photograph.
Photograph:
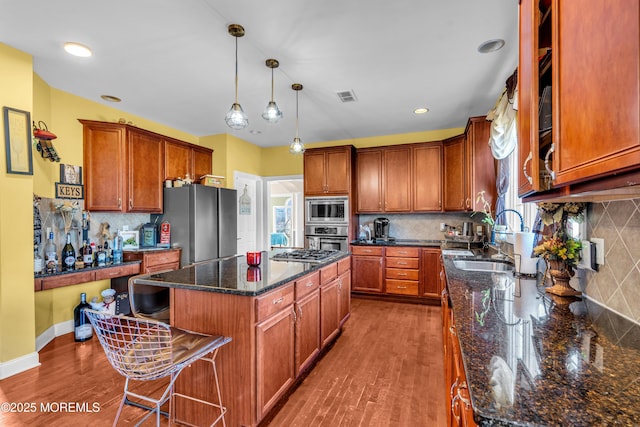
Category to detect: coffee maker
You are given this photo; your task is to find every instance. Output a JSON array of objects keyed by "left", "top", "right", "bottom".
[{"left": 373, "top": 217, "right": 391, "bottom": 241}]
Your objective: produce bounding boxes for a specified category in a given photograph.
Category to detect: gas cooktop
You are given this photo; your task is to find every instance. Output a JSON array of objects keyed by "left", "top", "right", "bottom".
[{"left": 271, "top": 249, "right": 340, "bottom": 263}]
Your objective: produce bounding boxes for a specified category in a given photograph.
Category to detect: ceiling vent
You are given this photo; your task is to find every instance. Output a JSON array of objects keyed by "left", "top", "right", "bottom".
[{"left": 336, "top": 90, "right": 357, "bottom": 103}]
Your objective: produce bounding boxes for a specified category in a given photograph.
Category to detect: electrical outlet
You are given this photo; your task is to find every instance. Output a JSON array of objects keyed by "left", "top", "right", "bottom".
[
  {"left": 440, "top": 223, "right": 446, "bottom": 232},
  {"left": 590, "top": 238, "right": 605, "bottom": 266}
]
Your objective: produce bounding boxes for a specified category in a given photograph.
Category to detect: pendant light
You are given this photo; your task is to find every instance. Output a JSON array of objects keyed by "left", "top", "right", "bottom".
[
  {"left": 262, "top": 59, "right": 283, "bottom": 123},
  {"left": 289, "top": 83, "right": 305, "bottom": 154},
  {"left": 224, "top": 24, "right": 249, "bottom": 130}
]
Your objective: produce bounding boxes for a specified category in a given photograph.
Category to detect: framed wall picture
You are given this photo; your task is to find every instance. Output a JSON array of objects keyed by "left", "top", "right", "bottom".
[
  {"left": 3, "top": 107, "right": 33, "bottom": 175},
  {"left": 60, "top": 164, "right": 82, "bottom": 184}
]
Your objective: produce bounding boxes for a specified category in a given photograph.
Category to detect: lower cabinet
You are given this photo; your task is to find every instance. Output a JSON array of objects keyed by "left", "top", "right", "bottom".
[
  {"left": 295, "top": 283, "right": 321, "bottom": 375},
  {"left": 338, "top": 268, "right": 351, "bottom": 327},
  {"left": 420, "top": 248, "right": 443, "bottom": 298},
  {"left": 123, "top": 248, "right": 181, "bottom": 273},
  {"left": 320, "top": 262, "right": 341, "bottom": 348},
  {"left": 351, "top": 246, "right": 384, "bottom": 293},
  {"left": 385, "top": 246, "right": 420, "bottom": 296}
]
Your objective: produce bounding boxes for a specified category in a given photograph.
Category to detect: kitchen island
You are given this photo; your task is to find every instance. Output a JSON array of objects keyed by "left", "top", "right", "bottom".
[
  {"left": 130, "top": 250, "right": 351, "bottom": 427},
  {"left": 442, "top": 251, "right": 640, "bottom": 426}
]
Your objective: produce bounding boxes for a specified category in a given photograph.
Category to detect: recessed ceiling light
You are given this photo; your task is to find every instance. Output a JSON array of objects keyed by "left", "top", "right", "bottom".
[
  {"left": 63, "top": 42, "right": 92, "bottom": 57},
  {"left": 414, "top": 108, "right": 429, "bottom": 114},
  {"left": 477, "top": 39, "right": 505, "bottom": 54},
  {"left": 100, "top": 94, "right": 121, "bottom": 102}
]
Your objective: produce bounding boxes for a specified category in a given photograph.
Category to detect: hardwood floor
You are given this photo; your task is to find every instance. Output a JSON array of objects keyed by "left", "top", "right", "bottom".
[
  {"left": 0, "top": 298, "right": 446, "bottom": 427},
  {"left": 266, "top": 298, "right": 447, "bottom": 427}
]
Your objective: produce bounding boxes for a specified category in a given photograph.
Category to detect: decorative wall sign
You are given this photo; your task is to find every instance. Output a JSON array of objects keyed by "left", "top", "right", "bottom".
[
  {"left": 60, "top": 164, "right": 82, "bottom": 184},
  {"left": 239, "top": 184, "right": 252, "bottom": 215},
  {"left": 55, "top": 182, "right": 84, "bottom": 199},
  {"left": 3, "top": 106, "right": 33, "bottom": 175}
]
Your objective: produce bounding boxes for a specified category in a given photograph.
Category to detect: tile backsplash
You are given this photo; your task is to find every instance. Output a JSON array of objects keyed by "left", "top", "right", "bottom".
[
  {"left": 580, "top": 199, "right": 640, "bottom": 323},
  {"left": 358, "top": 212, "right": 486, "bottom": 241}
]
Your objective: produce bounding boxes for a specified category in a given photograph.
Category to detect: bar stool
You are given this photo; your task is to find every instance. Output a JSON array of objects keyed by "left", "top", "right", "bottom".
[{"left": 85, "top": 309, "right": 231, "bottom": 427}]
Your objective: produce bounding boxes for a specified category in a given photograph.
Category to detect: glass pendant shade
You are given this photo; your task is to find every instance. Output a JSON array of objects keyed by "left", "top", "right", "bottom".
[
  {"left": 225, "top": 103, "right": 249, "bottom": 130},
  {"left": 289, "top": 136, "right": 305, "bottom": 154},
  {"left": 262, "top": 101, "right": 283, "bottom": 123}
]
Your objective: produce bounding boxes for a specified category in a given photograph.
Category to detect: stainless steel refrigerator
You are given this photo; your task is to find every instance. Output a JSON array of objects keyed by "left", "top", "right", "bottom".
[{"left": 158, "top": 185, "right": 237, "bottom": 266}]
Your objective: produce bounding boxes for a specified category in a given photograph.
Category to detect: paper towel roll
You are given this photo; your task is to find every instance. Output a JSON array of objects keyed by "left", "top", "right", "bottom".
[{"left": 514, "top": 232, "right": 538, "bottom": 275}]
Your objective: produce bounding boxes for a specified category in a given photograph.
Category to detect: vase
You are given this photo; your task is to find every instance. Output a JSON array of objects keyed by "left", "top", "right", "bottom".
[{"left": 545, "top": 259, "right": 581, "bottom": 297}]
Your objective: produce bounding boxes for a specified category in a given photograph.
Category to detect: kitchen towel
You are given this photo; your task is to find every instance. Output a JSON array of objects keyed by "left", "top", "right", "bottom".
[{"left": 513, "top": 231, "right": 538, "bottom": 275}]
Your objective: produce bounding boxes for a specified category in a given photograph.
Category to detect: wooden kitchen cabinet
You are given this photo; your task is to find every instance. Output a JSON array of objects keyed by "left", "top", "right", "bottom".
[
  {"left": 518, "top": 0, "right": 640, "bottom": 199},
  {"left": 304, "top": 145, "right": 354, "bottom": 196},
  {"left": 356, "top": 149, "right": 383, "bottom": 212},
  {"left": 383, "top": 147, "right": 412, "bottom": 212},
  {"left": 123, "top": 248, "right": 181, "bottom": 274},
  {"left": 294, "top": 272, "right": 321, "bottom": 375},
  {"left": 412, "top": 143, "right": 443, "bottom": 211},
  {"left": 164, "top": 139, "right": 213, "bottom": 181},
  {"left": 449, "top": 323, "right": 477, "bottom": 427},
  {"left": 81, "top": 120, "right": 164, "bottom": 213},
  {"left": 385, "top": 246, "right": 419, "bottom": 296},
  {"left": 256, "top": 287, "right": 296, "bottom": 420},
  {"left": 351, "top": 245, "right": 384, "bottom": 293},
  {"left": 320, "top": 277, "right": 340, "bottom": 348},
  {"left": 464, "top": 117, "right": 496, "bottom": 211},
  {"left": 443, "top": 134, "right": 466, "bottom": 211},
  {"left": 420, "top": 248, "right": 442, "bottom": 298},
  {"left": 337, "top": 257, "right": 351, "bottom": 327}
]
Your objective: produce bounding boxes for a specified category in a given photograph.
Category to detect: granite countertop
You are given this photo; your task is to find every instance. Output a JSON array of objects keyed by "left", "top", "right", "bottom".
[
  {"left": 132, "top": 249, "right": 350, "bottom": 296},
  {"left": 443, "top": 251, "right": 640, "bottom": 426},
  {"left": 350, "top": 238, "right": 444, "bottom": 247}
]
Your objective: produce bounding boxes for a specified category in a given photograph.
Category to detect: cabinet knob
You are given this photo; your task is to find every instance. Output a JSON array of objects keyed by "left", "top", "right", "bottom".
[{"left": 523, "top": 151, "right": 533, "bottom": 185}]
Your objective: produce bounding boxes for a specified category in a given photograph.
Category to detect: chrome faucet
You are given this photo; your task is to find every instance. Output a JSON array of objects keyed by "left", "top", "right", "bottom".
[{"left": 491, "top": 209, "right": 524, "bottom": 244}]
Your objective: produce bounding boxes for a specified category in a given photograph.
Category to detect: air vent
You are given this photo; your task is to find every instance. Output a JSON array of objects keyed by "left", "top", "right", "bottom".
[{"left": 336, "top": 90, "right": 357, "bottom": 103}]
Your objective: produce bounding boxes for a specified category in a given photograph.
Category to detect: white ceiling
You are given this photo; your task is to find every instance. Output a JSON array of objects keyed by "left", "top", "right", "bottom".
[{"left": 0, "top": 0, "right": 518, "bottom": 148}]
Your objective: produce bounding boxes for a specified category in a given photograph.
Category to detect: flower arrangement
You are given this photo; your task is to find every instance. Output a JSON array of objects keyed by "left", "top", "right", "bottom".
[
  {"left": 533, "top": 233, "right": 582, "bottom": 268},
  {"left": 536, "top": 202, "right": 585, "bottom": 226}
]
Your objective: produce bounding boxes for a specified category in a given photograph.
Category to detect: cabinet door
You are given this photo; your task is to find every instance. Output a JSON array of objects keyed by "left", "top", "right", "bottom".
[
  {"left": 325, "top": 149, "right": 351, "bottom": 194},
  {"left": 443, "top": 135, "right": 466, "bottom": 211},
  {"left": 553, "top": 1, "right": 640, "bottom": 186},
  {"left": 320, "top": 279, "right": 340, "bottom": 348},
  {"left": 351, "top": 255, "right": 384, "bottom": 293},
  {"left": 164, "top": 140, "right": 191, "bottom": 181},
  {"left": 82, "top": 122, "right": 126, "bottom": 211},
  {"left": 192, "top": 146, "right": 213, "bottom": 181},
  {"left": 338, "top": 269, "right": 351, "bottom": 327},
  {"left": 420, "top": 248, "right": 441, "bottom": 298},
  {"left": 413, "top": 143, "right": 442, "bottom": 211},
  {"left": 256, "top": 305, "right": 296, "bottom": 420},
  {"left": 466, "top": 117, "right": 495, "bottom": 211},
  {"left": 383, "top": 147, "right": 411, "bottom": 212},
  {"left": 127, "top": 130, "right": 164, "bottom": 213},
  {"left": 356, "top": 150, "right": 383, "bottom": 212},
  {"left": 295, "top": 290, "right": 320, "bottom": 375},
  {"left": 303, "top": 151, "right": 327, "bottom": 195}
]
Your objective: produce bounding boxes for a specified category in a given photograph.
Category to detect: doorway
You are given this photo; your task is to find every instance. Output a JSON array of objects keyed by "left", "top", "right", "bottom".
[{"left": 265, "top": 176, "right": 304, "bottom": 249}]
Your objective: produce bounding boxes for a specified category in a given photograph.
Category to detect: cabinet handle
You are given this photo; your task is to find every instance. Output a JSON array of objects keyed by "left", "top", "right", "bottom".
[
  {"left": 523, "top": 151, "right": 533, "bottom": 185},
  {"left": 273, "top": 297, "right": 284, "bottom": 305},
  {"left": 544, "top": 143, "right": 556, "bottom": 181},
  {"left": 398, "top": 251, "right": 407, "bottom": 255},
  {"left": 451, "top": 393, "right": 462, "bottom": 424},
  {"left": 292, "top": 307, "right": 297, "bottom": 323},
  {"left": 298, "top": 305, "right": 302, "bottom": 320},
  {"left": 450, "top": 377, "right": 459, "bottom": 399},
  {"left": 449, "top": 326, "right": 457, "bottom": 336},
  {"left": 364, "top": 249, "right": 372, "bottom": 253},
  {"left": 465, "top": 198, "right": 471, "bottom": 209},
  {"left": 305, "top": 281, "right": 314, "bottom": 287},
  {"left": 457, "top": 381, "right": 471, "bottom": 408},
  {"left": 118, "top": 198, "right": 122, "bottom": 208},
  {"left": 397, "top": 285, "right": 407, "bottom": 289},
  {"left": 397, "top": 261, "right": 408, "bottom": 265}
]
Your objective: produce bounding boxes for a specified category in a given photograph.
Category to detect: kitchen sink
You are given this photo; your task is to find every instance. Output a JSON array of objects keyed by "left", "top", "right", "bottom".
[{"left": 453, "top": 259, "right": 514, "bottom": 273}]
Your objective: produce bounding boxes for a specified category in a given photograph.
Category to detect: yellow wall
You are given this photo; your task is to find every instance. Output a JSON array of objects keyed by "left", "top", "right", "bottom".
[{"left": 0, "top": 44, "right": 36, "bottom": 362}]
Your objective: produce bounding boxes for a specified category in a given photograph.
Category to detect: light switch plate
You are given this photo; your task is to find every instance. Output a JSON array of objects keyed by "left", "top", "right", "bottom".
[{"left": 590, "top": 238, "right": 605, "bottom": 266}]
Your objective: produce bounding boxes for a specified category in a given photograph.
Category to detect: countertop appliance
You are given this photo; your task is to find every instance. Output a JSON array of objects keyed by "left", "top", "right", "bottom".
[
  {"left": 272, "top": 249, "right": 341, "bottom": 263},
  {"left": 305, "top": 196, "right": 348, "bottom": 224},
  {"left": 155, "top": 185, "right": 237, "bottom": 266},
  {"left": 373, "top": 217, "right": 390, "bottom": 240}
]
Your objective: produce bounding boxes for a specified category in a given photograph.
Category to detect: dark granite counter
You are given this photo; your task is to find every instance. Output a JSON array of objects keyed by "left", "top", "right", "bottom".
[
  {"left": 350, "top": 239, "right": 443, "bottom": 247},
  {"left": 443, "top": 252, "right": 640, "bottom": 426},
  {"left": 131, "top": 249, "right": 350, "bottom": 296}
]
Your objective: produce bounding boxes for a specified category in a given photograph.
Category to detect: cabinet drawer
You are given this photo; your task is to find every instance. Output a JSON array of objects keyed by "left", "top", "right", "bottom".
[
  {"left": 320, "top": 262, "right": 338, "bottom": 285},
  {"left": 386, "top": 268, "right": 419, "bottom": 281},
  {"left": 351, "top": 246, "right": 384, "bottom": 256},
  {"left": 145, "top": 250, "right": 181, "bottom": 267},
  {"left": 386, "top": 257, "right": 419, "bottom": 269},
  {"left": 337, "top": 256, "right": 351, "bottom": 275},
  {"left": 385, "top": 279, "right": 419, "bottom": 296},
  {"left": 256, "top": 284, "right": 294, "bottom": 321},
  {"left": 295, "top": 271, "right": 320, "bottom": 299},
  {"left": 94, "top": 263, "right": 141, "bottom": 280},
  {"left": 385, "top": 247, "right": 419, "bottom": 258},
  {"left": 145, "top": 262, "right": 179, "bottom": 274},
  {"left": 42, "top": 271, "right": 95, "bottom": 291}
]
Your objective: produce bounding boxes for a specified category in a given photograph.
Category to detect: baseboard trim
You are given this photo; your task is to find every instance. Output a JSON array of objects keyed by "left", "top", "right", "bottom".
[
  {"left": 0, "top": 352, "right": 40, "bottom": 380},
  {"left": 35, "top": 320, "right": 74, "bottom": 352}
]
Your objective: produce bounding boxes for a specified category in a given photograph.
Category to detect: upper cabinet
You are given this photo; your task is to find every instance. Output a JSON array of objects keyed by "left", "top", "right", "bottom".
[
  {"left": 518, "top": 0, "right": 640, "bottom": 199},
  {"left": 356, "top": 142, "right": 442, "bottom": 213},
  {"left": 164, "top": 140, "right": 213, "bottom": 181},
  {"left": 304, "top": 146, "right": 354, "bottom": 196},
  {"left": 443, "top": 135, "right": 466, "bottom": 211},
  {"left": 465, "top": 117, "right": 496, "bottom": 211},
  {"left": 81, "top": 120, "right": 212, "bottom": 213}
]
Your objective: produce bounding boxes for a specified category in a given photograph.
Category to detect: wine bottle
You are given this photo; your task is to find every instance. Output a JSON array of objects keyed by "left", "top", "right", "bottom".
[
  {"left": 61, "top": 233, "right": 76, "bottom": 271},
  {"left": 34, "top": 244, "right": 43, "bottom": 274},
  {"left": 82, "top": 240, "right": 93, "bottom": 266},
  {"left": 112, "top": 231, "right": 123, "bottom": 264},
  {"left": 44, "top": 229, "right": 58, "bottom": 273},
  {"left": 97, "top": 245, "right": 106, "bottom": 266},
  {"left": 74, "top": 292, "right": 93, "bottom": 342}
]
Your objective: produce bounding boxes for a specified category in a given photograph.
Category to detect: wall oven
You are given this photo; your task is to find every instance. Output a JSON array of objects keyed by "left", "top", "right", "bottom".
[
  {"left": 305, "top": 225, "right": 349, "bottom": 251},
  {"left": 305, "top": 196, "right": 348, "bottom": 224}
]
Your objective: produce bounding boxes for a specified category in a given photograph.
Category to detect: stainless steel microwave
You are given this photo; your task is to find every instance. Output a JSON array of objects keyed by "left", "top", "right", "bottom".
[{"left": 305, "top": 196, "right": 348, "bottom": 224}]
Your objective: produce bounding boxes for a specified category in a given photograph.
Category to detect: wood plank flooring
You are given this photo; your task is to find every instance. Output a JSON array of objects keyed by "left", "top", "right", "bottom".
[{"left": 0, "top": 297, "right": 446, "bottom": 427}]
